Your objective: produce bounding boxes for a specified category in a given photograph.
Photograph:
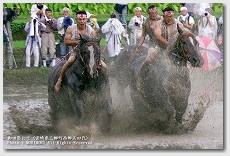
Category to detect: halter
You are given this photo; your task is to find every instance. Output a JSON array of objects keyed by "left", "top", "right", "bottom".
[{"left": 171, "top": 32, "right": 199, "bottom": 66}]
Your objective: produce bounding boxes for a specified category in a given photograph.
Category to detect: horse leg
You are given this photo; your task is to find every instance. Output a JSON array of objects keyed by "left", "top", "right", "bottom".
[
  {"left": 48, "top": 86, "right": 58, "bottom": 128},
  {"left": 97, "top": 76, "right": 113, "bottom": 134},
  {"left": 161, "top": 99, "right": 183, "bottom": 134},
  {"left": 67, "top": 87, "right": 85, "bottom": 126},
  {"left": 175, "top": 98, "right": 189, "bottom": 124}
]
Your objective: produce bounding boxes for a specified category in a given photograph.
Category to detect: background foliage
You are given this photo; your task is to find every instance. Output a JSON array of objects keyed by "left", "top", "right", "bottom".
[
  {"left": 5, "top": 3, "right": 223, "bottom": 41},
  {"left": 4, "top": 3, "right": 223, "bottom": 16}
]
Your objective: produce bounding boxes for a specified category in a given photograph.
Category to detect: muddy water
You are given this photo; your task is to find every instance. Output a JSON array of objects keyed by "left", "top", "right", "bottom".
[{"left": 3, "top": 68, "right": 223, "bottom": 149}]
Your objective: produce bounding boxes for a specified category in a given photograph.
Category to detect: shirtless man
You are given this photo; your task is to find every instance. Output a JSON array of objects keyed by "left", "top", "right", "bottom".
[
  {"left": 142, "top": 7, "right": 184, "bottom": 66},
  {"left": 54, "top": 11, "right": 106, "bottom": 92},
  {"left": 137, "top": 5, "right": 163, "bottom": 49}
]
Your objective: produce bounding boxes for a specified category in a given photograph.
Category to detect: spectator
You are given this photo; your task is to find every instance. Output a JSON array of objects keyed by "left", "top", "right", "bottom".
[
  {"left": 30, "top": 3, "right": 48, "bottom": 20},
  {"left": 195, "top": 3, "right": 212, "bottom": 16},
  {"left": 40, "top": 8, "right": 57, "bottom": 67},
  {"left": 114, "top": 3, "right": 128, "bottom": 28},
  {"left": 198, "top": 8, "right": 218, "bottom": 40},
  {"left": 57, "top": 7, "right": 74, "bottom": 56},
  {"left": 86, "top": 11, "right": 100, "bottom": 32},
  {"left": 3, "top": 7, "right": 18, "bottom": 69},
  {"left": 24, "top": 14, "right": 46, "bottom": 67},
  {"left": 101, "top": 14, "right": 125, "bottom": 64},
  {"left": 128, "top": 7, "right": 147, "bottom": 45},
  {"left": 177, "top": 7, "right": 195, "bottom": 31}
]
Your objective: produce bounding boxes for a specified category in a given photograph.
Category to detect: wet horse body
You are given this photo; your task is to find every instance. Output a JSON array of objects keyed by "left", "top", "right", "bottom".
[
  {"left": 48, "top": 36, "right": 111, "bottom": 134},
  {"left": 116, "top": 27, "right": 204, "bottom": 133}
]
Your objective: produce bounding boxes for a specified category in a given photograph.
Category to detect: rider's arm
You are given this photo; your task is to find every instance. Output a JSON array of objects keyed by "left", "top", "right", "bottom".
[
  {"left": 137, "top": 33, "right": 146, "bottom": 49},
  {"left": 154, "top": 22, "right": 169, "bottom": 48},
  {"left": 64, "top": 26, "right": 81, "bottom": 46},
  {"left": 137, "top": 23, "right": 147, "bottom": 49}
]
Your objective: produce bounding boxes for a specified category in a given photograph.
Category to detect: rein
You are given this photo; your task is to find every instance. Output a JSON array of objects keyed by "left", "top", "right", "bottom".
[{"left": 170, "top": 36, "right": 189, "bottom": 66}]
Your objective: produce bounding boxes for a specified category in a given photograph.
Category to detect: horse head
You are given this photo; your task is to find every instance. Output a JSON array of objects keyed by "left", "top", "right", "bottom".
[
  {"left": 173, "top": 24, "right": 204, "bottom": 68},
  {"left": 78, "top": 34, "right": 102, "bottom": 78}
]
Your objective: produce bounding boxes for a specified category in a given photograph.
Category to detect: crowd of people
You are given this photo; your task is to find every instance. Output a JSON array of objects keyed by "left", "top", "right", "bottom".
[{"left": 3, "top": 3, "right": 224, "bottom": 70}]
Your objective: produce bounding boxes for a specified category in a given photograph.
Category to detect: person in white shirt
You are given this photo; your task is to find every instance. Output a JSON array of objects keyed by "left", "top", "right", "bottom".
[
  {"left": 177, "top": 7, "right": 195, "bottom": 31},
  {"left": 195, "top": 3, "right": 212, "bottom": 16},
  {"left": 128, "top": 7, "right": 147, "bottom": 45},
  {"left": 198, "top": 8, "right": 218, "bottom": 40},
  {"left": 57, "top": 7, "right": 74, "bottom": 56},
  {"left": 86, "top": 11, "right": 100, "bottom": 32},
  {"left": 101, "top": 14, "right": 125, "bottom": 62},
  {"left": 24, "top": 14, "right": 46, "bottom": 67},
  {"left": 30, "top": 3, "right": 48, "bottom": 20}
]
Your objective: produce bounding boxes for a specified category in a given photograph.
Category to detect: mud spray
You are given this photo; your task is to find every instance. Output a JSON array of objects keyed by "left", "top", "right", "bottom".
[{"left": 3, "top": 65, "right": 223, "bottom": 149}]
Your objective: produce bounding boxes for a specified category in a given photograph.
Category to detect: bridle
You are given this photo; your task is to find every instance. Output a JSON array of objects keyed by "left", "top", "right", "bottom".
[
  {"left": 171, "top": 32, "right": 199, "bottom": 66},
  {"left": 78, "top": 41, "right": 100, "bottom": 78}
]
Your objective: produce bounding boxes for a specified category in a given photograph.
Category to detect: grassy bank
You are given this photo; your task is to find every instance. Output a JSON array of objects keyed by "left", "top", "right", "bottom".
[{"left": 3, "top": 67, "right": 52, "bottom": 86}]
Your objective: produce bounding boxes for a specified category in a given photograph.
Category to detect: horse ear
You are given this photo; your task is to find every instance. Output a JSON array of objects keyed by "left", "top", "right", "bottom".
[{"left": 177, "top": 23, "right": 183, "bottom": 34}]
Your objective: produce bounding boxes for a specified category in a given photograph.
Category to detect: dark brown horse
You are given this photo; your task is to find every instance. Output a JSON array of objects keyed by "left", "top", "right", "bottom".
[
  {"left": 116, "top": 25, "right": 204, "bottom": 133},
  {"left": 48, "top": 35, "right": 112, "bottom": 134}
]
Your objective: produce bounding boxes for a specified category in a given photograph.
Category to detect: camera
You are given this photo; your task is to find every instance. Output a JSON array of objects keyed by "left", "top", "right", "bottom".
[
  {"left": 134, "top": 22, "right": 139, "bottom": 26},
  {"left": 204, "top": 12, "right": 209, "bottom": 17},
  {"left": 46, "top": 19, "right": 52, "bottom": 24}
]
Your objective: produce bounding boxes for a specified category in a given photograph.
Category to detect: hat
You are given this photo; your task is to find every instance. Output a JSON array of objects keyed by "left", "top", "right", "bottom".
[
  {"left": 180, "top": 7, "right": 188, "bottom": 11},
  {"left": 62, "top": 7, "right": 70, "bottom": 13},
  {"left": 86, "top": 11, "right": 95, "bottom": 18},
  {"left": 135, "top": 7, "right": 142, "bottom": 11}
]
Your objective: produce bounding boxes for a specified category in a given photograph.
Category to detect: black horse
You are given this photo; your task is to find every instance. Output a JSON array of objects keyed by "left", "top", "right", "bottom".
[
  {"left": 116, "top": 25, "right": 204, "bottom": 133},
  {"left": 48, "top": 35, "right": 112, "bottom": 134}
]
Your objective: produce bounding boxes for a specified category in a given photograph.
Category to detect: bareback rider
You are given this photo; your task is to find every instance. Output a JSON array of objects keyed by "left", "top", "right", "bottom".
[
  {"left": 54, "top": 11, "right": 107, "bottom": 92},
  {"left": 136, "top": 7, "right": 184, "bottom": 89},
  {"left": 137, "top": 5, "right": 163, "bottom": 49}
]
